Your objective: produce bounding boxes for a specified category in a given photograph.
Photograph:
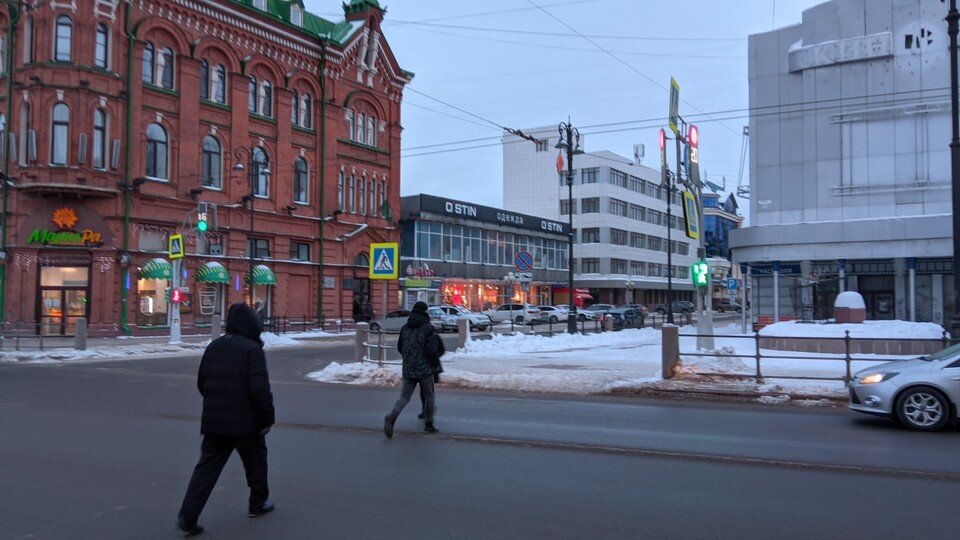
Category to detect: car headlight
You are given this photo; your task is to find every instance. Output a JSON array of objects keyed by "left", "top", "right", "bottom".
[{"left": 858, "top": 372, "right": 899, "bottom": 385}]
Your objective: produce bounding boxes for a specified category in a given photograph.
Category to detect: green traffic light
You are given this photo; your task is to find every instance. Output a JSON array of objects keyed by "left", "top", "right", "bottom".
[{"left": 197, "top": 220, "right": 208, "bottom": 232}]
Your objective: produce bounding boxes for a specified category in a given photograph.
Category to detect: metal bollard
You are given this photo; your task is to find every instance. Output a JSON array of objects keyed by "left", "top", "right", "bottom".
[
  {"left": 355, "top": 322, "right": 369, "bottom": 363},
  {"left": 661, "top": 324, "right": 679, "bottom": 378},
  {"left": 603, "top": 314, "right": 613, "bottom": 332},
  {"left": 211, "top": 314, "right": 222, "bottom": 339},
  {"left": 74, "top": 318, "right": 88, "bottom": 351}
]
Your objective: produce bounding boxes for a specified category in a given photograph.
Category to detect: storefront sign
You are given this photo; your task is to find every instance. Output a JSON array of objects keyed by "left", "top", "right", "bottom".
[
  {"left": 405, "top": 264, "right": 436, "bottom": 277},
  {"left": 26, "top": 207, "right": 105, "bottom": 247},
  {"left": 417, "top": 194, "right": 568, "bottom": 235}
]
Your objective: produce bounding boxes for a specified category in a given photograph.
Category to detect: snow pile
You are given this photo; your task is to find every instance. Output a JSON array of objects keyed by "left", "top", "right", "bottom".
[
  {"left": 260, "top": 332, "right": 300, "bottom": 349},
  {"left": 0, "top": 341, "right": 208, "bottom": 364},
  {"left": 758, "top": 320, "right": 946, "bottom": 339},
  {"left": 833, "top": 291, "right": 865, "bottom": 309}
]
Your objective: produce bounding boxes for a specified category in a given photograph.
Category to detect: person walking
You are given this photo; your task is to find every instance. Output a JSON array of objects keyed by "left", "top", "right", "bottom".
[
  {"left": 384, "top": 301, "right": 444, "bottom": 438},
  {"left": 177, "top": 303, "right": 276, "bottom": 536}
]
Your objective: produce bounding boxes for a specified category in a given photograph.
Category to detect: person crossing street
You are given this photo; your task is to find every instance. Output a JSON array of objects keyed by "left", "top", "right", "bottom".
[{"left": 384, "top": 301, "right": 445, "bottom": 438}]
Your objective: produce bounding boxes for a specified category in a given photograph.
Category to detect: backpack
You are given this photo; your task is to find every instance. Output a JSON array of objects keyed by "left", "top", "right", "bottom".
[{"left": 421, "top": 325, "right": 445, "bottom": 369}]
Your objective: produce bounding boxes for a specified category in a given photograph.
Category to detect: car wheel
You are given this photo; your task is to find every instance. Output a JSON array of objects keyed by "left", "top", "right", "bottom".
[
  {"left": 369, "top": 322, "right": 381, "bottom": 332},
  {"left": 514, "top": 316, "right": 525, "bottom": 325},
  {"left": 717, "top": 307, "right": 725, "bottom": 313},
  {"left": 895, "top": 386, "right": 950, "bottom": 431},
  {"left": 549, "top": 315, "right": 559, "bottom": 323}
]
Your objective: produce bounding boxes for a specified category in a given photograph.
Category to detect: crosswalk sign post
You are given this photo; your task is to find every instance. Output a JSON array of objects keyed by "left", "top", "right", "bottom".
[{"left": 369, "top": 243, "right": 399, "bottom": 323}]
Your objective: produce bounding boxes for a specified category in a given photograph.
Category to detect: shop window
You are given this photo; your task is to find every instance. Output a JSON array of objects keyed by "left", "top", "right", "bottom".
[
  {"left": 95, "top": 23, "right": 109, "bottom": 69},
  {"left": 290, "top": 241, "right": 310, "bottom": 261},
  {"left": 55, "top": 15, "right": 72, "bottom": 62},
  {"left": 201, "top": 135, "right": 222, "bottom": 188},
  {"left": 137, "top": 277, "right": 170, "bottom": 327}
]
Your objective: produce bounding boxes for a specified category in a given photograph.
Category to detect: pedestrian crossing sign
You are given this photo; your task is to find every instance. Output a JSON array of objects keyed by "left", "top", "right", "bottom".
[
  {"left": 168, "top": 233, "right": 185, "bottom": 260},
  {"left": 369, "top": 242, "right": 399, "bottom": 280}
]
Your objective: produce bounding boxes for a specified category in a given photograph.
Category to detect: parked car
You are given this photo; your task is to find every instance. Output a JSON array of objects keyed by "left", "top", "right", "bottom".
[
  {"left": 604, "top": 308, "right": 645, "bottom": 330},
  {"left": 435, "top": 305, "right": 492, "bottom": 331},
  {"left": 566, "top": 306, "right": 599, "bottom": 321},
  {"left": 482, "top": 303, "right": 541, "bottom": 324},
  {"left": 534, "top": 305, "right": 568, "bottom": 324},
  {"left": 715, "top": 299, "right": 742, "bottom": 313},
  {"left": 618, "top": 303, "right": 649, "bottom": 319},
  {"left": 369, "top": 309, "right": 443, "bottom": 333},
  {"left": 584, "top": 303, "right": 615, "bottom": 316},
  {"left": 849, "top": 343, "right": 960, "bottom": 431},
  {"left": 655, "top": 300, "right": 695, "bottom": 316}
]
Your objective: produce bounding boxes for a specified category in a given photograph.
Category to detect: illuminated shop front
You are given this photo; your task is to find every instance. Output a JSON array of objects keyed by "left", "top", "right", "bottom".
[
  {"left": 194, "top": 262, "right": 230, "bottom": 325},
  {"left": 137, "top": 258, "right": 174, "bottom": 327},
  {"left": 400, "top": 195, "right": 569, "bottom": 309}
]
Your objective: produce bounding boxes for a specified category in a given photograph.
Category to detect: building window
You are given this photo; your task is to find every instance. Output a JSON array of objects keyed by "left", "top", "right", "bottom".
[
  {"left": 253, "top": 147, "right": 269, "bottom": 196},
  {"left": 201, "top": 136, "right": 221, "bottom": 188},
  {"left": 253, "top": 0, "right": 266, "bottom": 9},
  {"left": 337, "top": 169, "right": 345, "bottom": 211},
  {"left": 609, "top": 198, "right": 627, "bottom": 217},
  {"left": 142, "top": 42, "right": 154, "bottom": 84},
  {"left": 535, "top": 139, "right": 549, "bottom": 152},
  {"left": 369, "top": 177, "right": 377, "bottom": 216},
  {"left": 560, "top": 200, "right": 577, "bottom": 215},
  {"left": 248, "top": 77, "right": 256, "bottom": 113},
  {"left": 159, "top": 47, "right": 174, "bottom": 89},
  {"left": 348, "top": 108, "right": 379, "bottom": 147},
  {"left": 349, "top": 173, "right": 356, "bottom": 213},
  {"left": 293, "top": 157, "right": 308, "bottom": 203},
  {"left": 95, "top": 23, "right": 108, "bottom": 69},
  {"left": 581, "top": 168, "right": 597, "bottom": 184},
  {"left": 145, "top": 123, "right": 168, "bottom": 179},
  {"left": 259, "top": 80, "right": 272, "bottom": 117},
  {"left": 356, "top": 113, "right": 365, "bottom": 144},
  {"left": 301, "top": 93, "right": 312, "bottom": 129},
  {"left": 611, "top": 259, "right": 628, "bottom": 274},
  {"left": 291, "top": 6, "right": 303, "bottom": 26},
  {"left": 581, "top": 258, "right": 600, "bottom": 273},
  {"left": 199, "top": 61, "right": 209, "bottom": 100},
  {"left": 610, "top": 169, "right": 627, "bottom": 188},
  {"left": 610, "top": 228, "right": 628, "bottom": 246},
  {"left": 54, "top": 15, "right": 72, "bottom": 62},
  {"left": 630, "top": 260, "right": 644, "bottom": 275},
  {"left": 51, "top": 103, "right": 69, "bottom": 165},
  {"left": 366, "top": 116, "right": 376, "bottom": 147},
  {"left": 213, "top": 65, "right": 226, "bottom": 104},
  {"left": 92, "top": 109, "right": 107, "bottom": 169},
  {"left": 247, "top": 238, "right": 270, "bottom": 258},
  {"left": 581, "top": 197, "right": 599, "bottom": 213},
  {"left": 359, "top": 176, "right": 366, "bottom": 215},
  {"left": 290, "top": 91, "right": 299, "bottom": 125},
  {"left": 22, "top": 17, "right": 33, "bottom": 64},
  {"left": 290, "top": 241, "right": 310, "bottom": 261},
  {"left": 630, "top": 232, "right": 645, "bottom": 249},
  {"left": 581, "top": 228, "right": 599, "bottom": 243},
  {"left": 379, "top": 179, "right": 387, "bottom": 216}
]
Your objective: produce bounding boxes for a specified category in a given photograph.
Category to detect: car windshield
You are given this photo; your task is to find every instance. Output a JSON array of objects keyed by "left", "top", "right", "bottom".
[
  {"left": 452, "top": 306, "right": 471, "bottom": 314},
  {"left": 923, "top": 342, "right": 960, "bottom": 362}
]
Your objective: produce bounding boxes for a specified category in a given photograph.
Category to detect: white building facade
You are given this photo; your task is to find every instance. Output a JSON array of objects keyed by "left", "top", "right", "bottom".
[
  {"left": 503, "top": 126, "right": 696, "bottom": 307},
  {"left": 730, "top": 0, "right": 953, "bottom": 324}
]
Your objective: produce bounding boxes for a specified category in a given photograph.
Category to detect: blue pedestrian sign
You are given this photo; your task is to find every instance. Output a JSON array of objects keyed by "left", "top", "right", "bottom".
[
  {"left": 727, "top": 278, "right": 738, "bottom": 291},
  {"left": 369, "top": 242, "right": 399, "bottom": 280},
  {"left": 515, "top": 251, "right": 533, "bottom": 271}
]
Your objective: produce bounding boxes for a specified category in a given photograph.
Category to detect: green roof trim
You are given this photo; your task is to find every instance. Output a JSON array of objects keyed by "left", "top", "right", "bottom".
[
  {"left": 140, "top": 258, "right": 173, "bottom": 280},
  {"left": 195, "top": 262, "right": 230, "bottom": 284},
  {"left": 227, "top": 0, "right": 365, "bottom": 47},
  {"left": 245, "top": 264, "right": 277, "bottom": 286}
]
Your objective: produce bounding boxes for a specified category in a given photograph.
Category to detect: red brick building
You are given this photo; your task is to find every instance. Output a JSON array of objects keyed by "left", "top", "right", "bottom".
[{"left": 0, "top": 0, "right": 410, "bottom": 336}]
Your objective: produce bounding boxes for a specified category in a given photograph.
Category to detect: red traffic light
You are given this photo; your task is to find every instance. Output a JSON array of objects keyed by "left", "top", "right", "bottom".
[
  {"left": 170, "top": 288, "right": 184, "bottom": 304},
  {"left": 658, "top": 128, "right": 666, "bottom": 152},
  {"left": 688, "top": 124, "right": 699, "bottom": 148}
]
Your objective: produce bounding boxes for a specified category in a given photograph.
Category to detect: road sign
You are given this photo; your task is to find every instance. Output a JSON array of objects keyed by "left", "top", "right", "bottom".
[
  {"left": 682, "top": 191, "right": 700, "bottom": 240},
  {"left": 369, "top": 242, "right": 399, "bottom": 280},
  {"left": 168, "top": 233, "right": 184, "bottom": 260},
  {"left": 668, "top": 77, "right": 681, "bottom": 136},
  {"left": 727, "top": 278, "right": 738, "bottom": 291},
  {"left": 515, "top": 251, "right": 533, "bottom": 271}
]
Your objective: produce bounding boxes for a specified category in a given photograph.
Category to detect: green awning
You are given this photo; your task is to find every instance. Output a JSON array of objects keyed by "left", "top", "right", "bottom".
[
  {"left": 139, "top": 258, "right": 172, "bottom": 280},
  {"left": 195, "top": 262, "right": 230, "bottom": 284},
  {"left": 246, "top": 264, "right": 276, "bottom": 286}
]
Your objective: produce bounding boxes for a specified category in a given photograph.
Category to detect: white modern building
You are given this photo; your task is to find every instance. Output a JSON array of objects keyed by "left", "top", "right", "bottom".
[
  {"left": 730, "top": 0, "right": 953, "bottom": 324},
  {"left": 503, "top": 125, "right": 696, "bottom": 307}
]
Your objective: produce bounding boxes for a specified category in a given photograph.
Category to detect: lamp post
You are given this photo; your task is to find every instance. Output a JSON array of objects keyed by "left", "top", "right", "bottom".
[
  {"left": 234, "top": 149, "right": 270, "bottom": 306},
  {"left": 558, "top": 120, "right": 583, "bottom": 334},
  {"left": 948, "top": 0, "right": 960, "bottom": 337},
  {"left": 624, "top": 279, "right": 633, "bottom": 305}
]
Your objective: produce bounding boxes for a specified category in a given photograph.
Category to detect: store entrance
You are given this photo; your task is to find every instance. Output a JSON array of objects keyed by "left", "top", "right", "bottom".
[{"left": 38, "top": 266, "right": 90, "bottom": 336}]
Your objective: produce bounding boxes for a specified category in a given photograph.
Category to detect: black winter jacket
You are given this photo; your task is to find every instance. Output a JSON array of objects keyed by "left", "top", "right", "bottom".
[
  {"left": 397, "top": 311, "right": 443, "bottom": 380},
  {"left": 197, "top": 303, "right": 275, "bottom": 436}
]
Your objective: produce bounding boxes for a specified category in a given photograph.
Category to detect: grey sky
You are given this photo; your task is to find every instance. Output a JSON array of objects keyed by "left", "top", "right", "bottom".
[{"left": 304, "top": 0, "right": 825, "bottom": 219}]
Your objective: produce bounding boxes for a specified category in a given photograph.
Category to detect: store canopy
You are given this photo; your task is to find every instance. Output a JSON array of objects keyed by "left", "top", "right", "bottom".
[
  {"left": 139, "top": 258, "right": 172, "bottom": 280},
  {"left": 195, "top": 262, "right": 230, "bottom": 284},
  {"left": 245, "top": 264, "right": 277, "bottom": 285}
]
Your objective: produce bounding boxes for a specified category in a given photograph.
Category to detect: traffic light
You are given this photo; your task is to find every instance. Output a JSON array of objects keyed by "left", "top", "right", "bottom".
[
  {"left": 687, "top": 124, "right": 699, "bottom": 149},
  {"left": 197, "top": 202, "right": 218, "bottom": 232},
  {"left": 197, "top": 212, "right": 209, "bottom": 232},
  {"left": 687, "top": 124, "right": 700, "bottom": 187},
  {"left": 691, "top": 260, "right": 709, "bottom": 288},
  {"left": 170, "top": 288, "right": 184, "bottom": 304}
]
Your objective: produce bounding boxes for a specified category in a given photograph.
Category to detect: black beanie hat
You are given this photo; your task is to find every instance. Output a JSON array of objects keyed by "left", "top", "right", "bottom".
[{"left": 412, "top": 301, "right": 429, "bottom": 313}]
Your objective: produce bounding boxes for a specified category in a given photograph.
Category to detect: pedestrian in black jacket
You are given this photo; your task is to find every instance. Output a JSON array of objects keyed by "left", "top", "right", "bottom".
[
  {"left": 383, "top": 301, "right": 444, "bottom": 438},
  {"left": 177, "top": 303, "right": 276, "bottom": 536}
]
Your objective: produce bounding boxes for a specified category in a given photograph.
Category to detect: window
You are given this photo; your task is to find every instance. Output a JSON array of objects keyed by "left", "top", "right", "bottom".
[
  {"left": 535, "top": 139, "right": 549, "bottom": 152},
  {"left": 291, "top": 91, "right": 299, "bottom": 125},
  {"left": 95, "top": 24, "right": 109, "bottom": 69},
  {"left": 253, "top": 147, "right": 269, "bottom": 196},
  {"left": 581, "top": 258, "right": 600, "bottom": 273},
  {"left": 253, "top": 0, "right": 266, "bottom": 9},
  {"left": 54, "top": 16, "right": 72, "bottom": 62},
  {"left": 301, "top": 93, "right": 312, "bottom": 129},
  {"left": 248, "top": 77, "right": 256, "bottom": 113},
  {"left": 610, "top": 228, "right": 628, "bottom": 246},
  {"left": 22, "top": 17, "right": 33, "bottom": 64},
  {"left": 92, "top": 109, "right": 107, "bottom": 169},
  {"left": 291, "top": 6, "right": 304, "bottom": 26},
  {"left": 369, "top": 177, "right": 377, "bottom": 215},
  {"left": 201, "top": 136, "right": 221, "bottom": 188},
  {"left": 199, "top": 61, "right": 209, "bottom": 100},
  {"left": 581, "top": 167, "right": 598, "bottom": 184},
  {"left": 290, "top": 241, "right": 310, "bottom": 261},
  {"left": 630, "top": 232, "right": 645, "bottom": 249},
  {"left": 356, "top": 113, "right": 365, "bottom": 144},
  {"left": 611, "top": 259, "right": 628, "bottom": 274},
  {"left": 159, "top": 47, "right": 174, "bottom": 89},
  {"left": 348, "top": 173, "right": 356, "bottom": 213},
  {"left": 142, "top": 42, "right": 154, "bottom": 84},
  {"left": 359, "top": 176, "right": 366, "bottom": 214},
  {"left": 379, "top": 179, "right": 387, "bottom": 216},
  {"left": 259, "top": 80, "right": 272, "bottom": 117},
  {"left": 145, "top": 123, "right": 167, "bottom": 179},
  {"left": 247, "top": 238, "right": 270, "bottom": 258},
  {"left": 581, "top": 197, "right": 599, "bottom": 213},
  {"left": 337, "top": 169, "right": 345, "bottom": 211},
  {"left": 348, "top": 108, "right": 379, "bottom": 147},
  {"left": 366, "top": 116, "right": 375, "bottom": 146},
  {"left": 628, "top": 203, "right": 644, "bottom": 221},
  {"left": 610, "top": 169, "right": 627, "bottom": 188},
  {"left": 581, "top": 228, "right": 599, "bottom": 243},
  {"left": 293, "top": 157, "right": 308, "bottom": 203},
  {"left": 213, "top": 65, "right": 226, "bottom": 104},
  {"left": 51, "top": 103, "right": 69, "bottom": 165},
  {"left": 609, "top": 198, "right": 627, "bottom": 217},
  {"left": 630, "top": 260, "right": 644, "bottom": 275},
  {"left": 560, "top": 200, "right": 576, "bottom": 215}
]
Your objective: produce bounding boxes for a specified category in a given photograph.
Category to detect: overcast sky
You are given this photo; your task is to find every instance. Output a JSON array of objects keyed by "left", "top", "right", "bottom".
[{"left": 304, "top": 0, "right": 825, "bottom": 221}]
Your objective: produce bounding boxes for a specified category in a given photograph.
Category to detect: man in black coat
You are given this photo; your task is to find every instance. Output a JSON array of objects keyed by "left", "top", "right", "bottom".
[
  {"left": 177, "top": 303, "right": 276, "bottom": 535},
  {"left": 383, "top": 301, "right": 444, "bottom": 438}
]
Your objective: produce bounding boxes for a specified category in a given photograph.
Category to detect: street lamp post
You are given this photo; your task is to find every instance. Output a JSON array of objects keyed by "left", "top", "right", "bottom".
[
  {"left": 948, "top": 0, "right": 960, "bottom": 337},
  {"left": 558, "top": 120, "right": 583, "bottom": 334},
  {"left": 234, "top": 149, "right": 270, "bottom": 307},
  {"left": 624, "top": 279, "right": 633, "bottom": 305}
]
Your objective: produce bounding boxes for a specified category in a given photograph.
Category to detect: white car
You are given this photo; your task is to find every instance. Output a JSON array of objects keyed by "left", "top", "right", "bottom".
[
  {"left": 483, "top": 303, "right": 541, "bottom": 324},
  {"left": 434, "top": 305, "right": 492, "bottom": 331},
  {"left": 554, "top": 305, "right": 597, "bottom": 321},
  {"left": 535, "top": 305, "right": 568, "bottom": 324}
]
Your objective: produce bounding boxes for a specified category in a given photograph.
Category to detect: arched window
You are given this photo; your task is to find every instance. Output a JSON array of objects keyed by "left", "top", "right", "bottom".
[
  {"left": 0, "top": 33, "right": 7, "bottom": 75},
  {"left": 379, "top": 179, "right": 387, "bottom": 217},
  {"left": 19, "top": 102, "right": 30, "bottom": 166},
  {"left": 259, "top": 80, "right": 272, "bottom": 117},
  {"left": 145, "top": 123, "right": 168, "bottom": 179},
  {"left": 337, "top": 169, "right": 345, "bottom": 212},
  {"left": 348, "top": 173, "right": 356, "bottom": 213},
  {"left": 358, "top": 176, "right": 366, "bottom": 215},
  {"left": 293, "top": 157, "right": 308, "bottom": 203},
  {"left": 301, "top": 92, "right": 312, "bottom": 129},
  {"left": 291, "top": 6, "right": 303, "bottom": 26},
  {"left": 366, "top": 116, "right": 376, "bottom": 147},
  {"left": 159, "top": 47, "right": 175, "bottom": 89},
  {"left": 50, "top": 103, "right": 69, "bottom": 165},
  {"left": 369, "top": 176, "right": 377, "bottom": 215},
  {"left": 290, "top": 90, "right": 299, "bottom": 125},
  {"left": 22, "top": 17, "right": 33, "bottom": 64},
  {"left": 92, "top": 109, "right": 107, "bottom": 169},
  {"left": 54, "top": 16, "right": 72, "bottom": 62},
  {"left": 142, "top": 42, "right": 154, "bottom": 84},
  {"left": 201, "top": 136, "right": 221, "bottom": 188},
  {"left": 213, "top": 65, "right": 226, "bottom": 103},
  {"left": 356, "top": 113, "right": 365, "bottom": 144},
  {"left": 95, "top": 24, "right": 109, "bottom": 69},
  {"left": 199, "top": 61, "right": 209, "bottom": 100},
  {"left": 353, "top": 252, "right": 369, "bottom": 268},
  {"left": 253, "top": 147, "right": 269, "bottom": 196},
  {"left": 248, "top": 77, "right": 257, "bottom": 113}
]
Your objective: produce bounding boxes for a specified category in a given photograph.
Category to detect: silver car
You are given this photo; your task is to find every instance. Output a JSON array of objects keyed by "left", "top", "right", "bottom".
[
  {"left": 849, "top": 343, "right": 960, "bottom": 431},
  {"left": 368, "top": 309, "right": 443, "bottom": 333},
  {"left": 436, "top": 305, "right": 492, "bottom": 331}
]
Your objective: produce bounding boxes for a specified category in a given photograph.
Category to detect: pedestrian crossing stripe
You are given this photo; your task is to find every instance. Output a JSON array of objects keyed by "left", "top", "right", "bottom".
[{"left": 369, "top": 242, "right": 399, "bottom": 279}]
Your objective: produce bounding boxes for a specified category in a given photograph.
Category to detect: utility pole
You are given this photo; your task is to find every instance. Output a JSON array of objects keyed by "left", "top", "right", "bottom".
[
  {"left": 558, "top": 120, "right": 582, "bottom": 334},
  {"left": 948, "top": 0, "right": 960, "bottom": 337}
]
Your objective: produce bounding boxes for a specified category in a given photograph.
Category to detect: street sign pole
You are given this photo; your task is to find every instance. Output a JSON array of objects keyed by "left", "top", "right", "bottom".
[{"left": 170, "top": 258, "right": 182, "bottom": 344}]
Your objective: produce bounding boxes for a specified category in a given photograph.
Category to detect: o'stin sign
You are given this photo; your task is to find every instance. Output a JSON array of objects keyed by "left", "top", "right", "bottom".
[{"left": 26, "top": 206, "right": 104, "bottom": 247}]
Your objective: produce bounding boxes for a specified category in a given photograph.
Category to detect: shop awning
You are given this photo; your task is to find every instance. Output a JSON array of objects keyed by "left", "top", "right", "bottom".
[
  {"left": 195, "top": 262, "right": 230, "bottom": 284},
  {"left": 139, "top": 258, "right": 172, "bottom": 280},
  {"left": 245, "top": 264, "right": 276, "bottom": 285}
]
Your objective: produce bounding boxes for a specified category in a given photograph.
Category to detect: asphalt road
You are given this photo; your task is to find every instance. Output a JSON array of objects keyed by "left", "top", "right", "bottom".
[{"left": 1, "top": 340, "right": 958, "bottom": 539}]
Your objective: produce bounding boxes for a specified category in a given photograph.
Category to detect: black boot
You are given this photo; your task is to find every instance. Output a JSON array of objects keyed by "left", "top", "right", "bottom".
[
  {"left": 383, "top": 414, "right": 396, "bottom": 439},
  {"left": 423, "top": 423, "right": 438, "bottom": 434},
  {"left": 248, "top": 500, "right": 275, "bottom": 518},
  {"left": 176, "top": 515, "right": 204, "bottom": 536}
]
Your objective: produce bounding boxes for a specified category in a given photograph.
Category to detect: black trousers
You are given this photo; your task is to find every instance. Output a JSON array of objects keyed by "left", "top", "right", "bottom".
[{"left": 178, "top": 433, "right": 269, "bottom": 524}]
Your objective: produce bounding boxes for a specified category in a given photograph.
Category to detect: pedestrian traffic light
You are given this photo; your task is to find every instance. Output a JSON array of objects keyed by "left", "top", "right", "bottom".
[
  {"left": 688, "top": 124, "right": 699, "bottom": 149},
  {"left": 197, "top": 212, "right": 208, "bottom": 232},
  {"left": 691, "top": 260, "right": 709, "bottom": 287},
  {"left": 170, "top": 288, "right": 184, "bottom": 304},
  {"left": 197, "top": 202, "right": 218, "bottom": 232}
]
